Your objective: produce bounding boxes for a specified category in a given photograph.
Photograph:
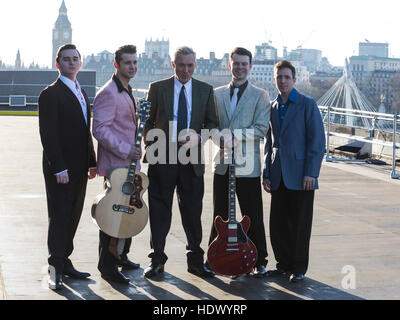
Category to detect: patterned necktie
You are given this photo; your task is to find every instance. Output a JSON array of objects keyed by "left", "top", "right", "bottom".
[
  {"left": 177, "top": 85, "right": 188, "bottom": 135},
  {"left": 75, "top": 82, "right": 87, "bottom": 124},
  {"left": 231, "top": 87, "right": 239, "bottom": 117}
]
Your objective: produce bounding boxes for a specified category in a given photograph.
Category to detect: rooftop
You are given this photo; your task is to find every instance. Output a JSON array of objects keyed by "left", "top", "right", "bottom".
[{"left": 0, "top": 116, "right": 399, "bottom": 303}]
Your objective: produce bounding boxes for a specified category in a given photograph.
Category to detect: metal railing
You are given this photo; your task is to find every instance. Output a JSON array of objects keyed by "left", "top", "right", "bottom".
[{"left": 319, "top": 105, "right": 400, "bottom": 179}]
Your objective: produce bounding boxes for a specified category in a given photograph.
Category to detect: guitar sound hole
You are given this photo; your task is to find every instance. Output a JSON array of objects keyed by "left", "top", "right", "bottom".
[{"left": 122, "top": 182, "right": 134, "bottom": 195}]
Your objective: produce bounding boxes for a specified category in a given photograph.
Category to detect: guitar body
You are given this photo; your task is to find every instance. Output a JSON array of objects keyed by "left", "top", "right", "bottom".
[
  {"left": 207, "top": 215, "right": 258, "bottom": 276},
  {"left": 92, "top": 168, "right": 149, "bottom": 238}
]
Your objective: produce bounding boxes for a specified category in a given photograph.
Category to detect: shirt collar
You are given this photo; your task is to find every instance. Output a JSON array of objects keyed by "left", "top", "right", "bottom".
[
  {"left": 113, "top": 74, "right": 132, "bottom": 93},
  {"left": 59, "top": 75, "right": 79, "bottom": 90},
  {"left": 174, "top": 76, "right": 192, "bottom": 91},
  {"left": 230, "top": 80, "right": 248, "bottom": 94},
  {"left": 277, "top": 87, "right": 297, "bottom": 105}
]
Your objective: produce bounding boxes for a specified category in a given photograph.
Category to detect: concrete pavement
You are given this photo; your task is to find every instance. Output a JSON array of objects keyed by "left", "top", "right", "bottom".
[{"left": 0, "top": 116, "right": 399, "bottom": 300}]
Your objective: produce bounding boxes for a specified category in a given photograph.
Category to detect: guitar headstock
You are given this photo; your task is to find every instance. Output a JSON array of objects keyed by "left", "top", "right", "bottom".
[{"left": 137, "top": 99, "right": 151, "bottom": 123}]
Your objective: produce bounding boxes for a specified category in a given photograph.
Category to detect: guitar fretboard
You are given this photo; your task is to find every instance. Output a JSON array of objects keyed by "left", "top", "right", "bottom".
[
  {"left": 228, "top": 151, "right": 236, "bottom": 224},
  {"left": 126, "top": 101, "right": 149, "bottom": 184}
]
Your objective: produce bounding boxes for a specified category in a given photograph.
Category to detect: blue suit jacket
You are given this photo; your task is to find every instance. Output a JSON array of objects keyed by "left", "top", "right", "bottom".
[{"left": 263, "top": 89, "right": 325, "bottom": 191}]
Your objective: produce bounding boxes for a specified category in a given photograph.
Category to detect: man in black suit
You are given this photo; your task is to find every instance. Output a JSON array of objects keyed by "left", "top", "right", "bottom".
[
  {"left": 38, "top": 44, "right": 97, "bottom": 290},
  {"left": 143, "top": 46, "right": 218, "bottom": 278}
]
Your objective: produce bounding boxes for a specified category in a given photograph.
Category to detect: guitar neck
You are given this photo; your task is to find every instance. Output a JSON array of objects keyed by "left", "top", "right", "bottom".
[
  {"left": 228, "top": 152, "right": 236, "bottom": 224},
  {"left": 126, "top": 120, "right": 145, "bottom": 183}
]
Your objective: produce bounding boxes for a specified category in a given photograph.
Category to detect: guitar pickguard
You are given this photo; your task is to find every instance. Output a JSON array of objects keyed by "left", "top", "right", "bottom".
[{"left": 129, "top": 174, "right": 144, "bottom": 208}]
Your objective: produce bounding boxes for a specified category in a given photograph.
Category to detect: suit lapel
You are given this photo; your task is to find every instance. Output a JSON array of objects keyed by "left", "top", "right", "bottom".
[
  {"left": 271, "top": 100, "right": 281, "bottom": 135},
  {"left": 57, "top": 78, "right": 88, "bottom": 127},
  {"left": 190, "top": 79, "right": 201, "bottom": 129},
  {"left": 280, "top": 93, "right": 301, "bottom": 133},
  {"left": 162, "top": 77, "right": 175, "bottom": 121},
  {"left": 221, "top": 85, "right": 232, "bottom": 120},
  {"left": 81, "top": 88, "right": 91, "bottom": 128},
  {"left": 231, "top": 84, "right": 251, "bottom": 121},
  {"left": 121, "top": 92, "right": 137, "bottom": 124}
]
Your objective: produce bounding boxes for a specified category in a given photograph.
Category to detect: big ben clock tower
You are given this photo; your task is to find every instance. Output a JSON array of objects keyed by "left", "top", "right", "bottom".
[{"left": 52, "top": 0, "right": 72, "bottom": 68}]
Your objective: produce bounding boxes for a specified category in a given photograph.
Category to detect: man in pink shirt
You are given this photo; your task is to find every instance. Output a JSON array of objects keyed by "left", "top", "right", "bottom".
[{"left": 92, "top": 45, "right": 142, "bottom": 284}]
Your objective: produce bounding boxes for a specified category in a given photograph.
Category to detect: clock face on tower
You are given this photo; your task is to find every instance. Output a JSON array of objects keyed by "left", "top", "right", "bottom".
[{"left": 63, "top": 31, "right": 70, "bottom": 39}]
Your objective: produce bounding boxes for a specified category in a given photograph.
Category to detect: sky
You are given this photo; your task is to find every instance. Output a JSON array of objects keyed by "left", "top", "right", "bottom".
[{"left": 1, "top": 0, "right": 399, "bottom": 68}]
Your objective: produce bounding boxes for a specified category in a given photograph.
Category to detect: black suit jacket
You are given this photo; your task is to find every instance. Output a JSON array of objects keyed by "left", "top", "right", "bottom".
[
  {"left": 39, "top": 78, "right": 96, "bottom": 178},
  {"left": 144, "top": 76, "right": 218, "bottom": 176}
]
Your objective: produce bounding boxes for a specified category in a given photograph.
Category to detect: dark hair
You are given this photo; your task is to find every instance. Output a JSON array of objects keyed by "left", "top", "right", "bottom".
[
  {"left": 56, "top": 44, "right": 81, "bottom": 63},
  {"left": 230, "top": 47, "right": 252, "bottom": 64},
  {"left": 114, "top": 45, "right": 137, "bottom": 65},
  {"left": 274, "top": 60, "right": 296, "bottom": 78}
]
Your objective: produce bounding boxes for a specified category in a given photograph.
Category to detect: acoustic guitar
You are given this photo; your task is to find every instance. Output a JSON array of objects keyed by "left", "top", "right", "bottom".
[
  {"left": 207, "top": 146, "right": 258, "bottom": 276},
  {"left": 91, "top": 99, "right": 150, "bottom": 238}
]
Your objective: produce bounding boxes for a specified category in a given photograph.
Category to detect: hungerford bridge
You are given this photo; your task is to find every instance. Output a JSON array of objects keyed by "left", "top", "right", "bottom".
[{"left": 316, "top": 59, "right": 400, "bottom": 179}]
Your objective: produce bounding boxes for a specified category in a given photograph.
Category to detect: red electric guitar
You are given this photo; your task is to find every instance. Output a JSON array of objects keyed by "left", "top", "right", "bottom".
[{"left": 207, "top": 147, "right": 258, "bottom": 276}]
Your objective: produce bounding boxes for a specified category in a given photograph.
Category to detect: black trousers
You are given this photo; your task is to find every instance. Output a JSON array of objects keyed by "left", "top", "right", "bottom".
[
  {"left": 44, "top": 170, "right": 88, "bottom": 272},
  {"left": 270, "top": 179, "right": 315, "bottom": 275},
  {"left": 209, "top": 173, "right": 268, "bottom": 267},
  {"left": 147, "top": 163, "right": 205, "bottom": 266},
  {"left": 98, "top": 178, "right": 132, "bottom": 274}
]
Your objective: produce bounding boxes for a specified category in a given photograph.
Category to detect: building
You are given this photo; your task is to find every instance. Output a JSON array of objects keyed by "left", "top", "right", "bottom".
[
  {"left": 350, "top": 54, "right": 400, "bottom": 112},
  {"left": 287, "top": 48, "right": 322, "bottom": 73},
  {"left": 144, "top": 38, "right": 170, "bottom": 59},
  {"left": 15, "top": 50, "right": 22, "bottom": 69},
  {"left": 254, "top": 43, "right": 278, "bottom": 60},
  {"left": 359, "top": 42, "right": 389, "bottom": 58},
  {"left": 52, "top": 0, "right": 72, "bottom": 68}
]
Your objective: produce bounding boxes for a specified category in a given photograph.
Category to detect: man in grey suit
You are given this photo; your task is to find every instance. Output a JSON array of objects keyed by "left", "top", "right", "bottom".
[
  {"left": 263, "top": 60, "right": 325, "bottom": 282},
  {"left": 208, "top": 47, "right": 271, "bottom": 276}
]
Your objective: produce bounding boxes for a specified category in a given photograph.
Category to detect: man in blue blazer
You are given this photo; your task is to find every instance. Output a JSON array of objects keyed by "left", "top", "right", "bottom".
[{"left": 263, "top": 60, "right": 325, "bottom": 282}]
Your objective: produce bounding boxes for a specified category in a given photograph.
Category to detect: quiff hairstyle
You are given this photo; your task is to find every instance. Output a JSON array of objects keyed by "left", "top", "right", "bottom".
[
  {"left": 114, "top": 45, "right": 137, "bottom": 65},
  {"left": 56, "top": 44, "right": 81, "bottom": 63}
]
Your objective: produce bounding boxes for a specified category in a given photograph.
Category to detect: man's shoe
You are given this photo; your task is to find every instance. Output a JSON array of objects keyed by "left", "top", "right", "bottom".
[
  {"left": 118, "top": 258, "right": 140, "bottom": 270},
  {"left": 144, "top": 264, "right": 164, "bottom": 278},
  {"left": 48, "top": 266, "right": 63, "bottom": 290},
  {"left": 64, "top": 265, "right": 91, "bottom": 279},
  {"left": 289, "top": 273, "right": 305, "bottom": 283},
  {"left": 101, "top": 270, "right": 130, "bottom": 284},
  {"left": 188, "top": 264, "right": 215, "bottom": 278},
  {"left": 253, "top": 265, "right": 268, "bottom": 278}
]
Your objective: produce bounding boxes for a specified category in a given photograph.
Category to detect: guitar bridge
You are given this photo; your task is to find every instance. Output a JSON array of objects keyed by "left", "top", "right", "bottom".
[{"left": 112, "top": 204, "right": 135, "bottom": 215}]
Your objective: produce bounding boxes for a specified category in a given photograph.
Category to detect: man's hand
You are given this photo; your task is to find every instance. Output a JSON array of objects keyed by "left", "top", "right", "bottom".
[
  {"left": 303, "top": 176, "right": 315, "bottom": 191},
  {"left": 88, "top": 167, "right": 97, "bottom": 179},
  {"left": 55, "top": 171, "right": 69, "bottom": 184},
  {"left": 263, "top": 179, "right": 271, "bottom": 193},
  {"left": 129, "top": 145, "right": 142, "bottom": 160},
  {"left": 178, "top": 132, "right": 200, "bottom": 149}
]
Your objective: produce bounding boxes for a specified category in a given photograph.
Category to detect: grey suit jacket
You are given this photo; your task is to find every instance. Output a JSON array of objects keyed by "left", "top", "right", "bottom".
[
  {"left": 214, "top": 82, "right": 271, "bottom": 177},
  {"left": 263, "top": 89, "right": 325, "bottom": 191}
]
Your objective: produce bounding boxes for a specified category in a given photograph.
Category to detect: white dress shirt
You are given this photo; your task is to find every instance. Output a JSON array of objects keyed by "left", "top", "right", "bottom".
[{"left": 172, "top": 76, "right": 192, "bottom": 142}]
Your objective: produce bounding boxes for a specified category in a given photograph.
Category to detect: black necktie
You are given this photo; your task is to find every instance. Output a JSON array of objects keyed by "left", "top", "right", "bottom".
[{"left": 177, "top": 85, "right": 188, "bottom": 135}]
